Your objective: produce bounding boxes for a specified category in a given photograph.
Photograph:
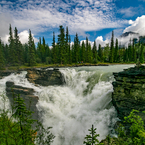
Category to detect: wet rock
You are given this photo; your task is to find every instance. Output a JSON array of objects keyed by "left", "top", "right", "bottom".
[
  {"left": 26, "top": 68, "right": 65, "bottom": 86},
  {"left": 6, "top": 81, "right": 39, "bottom": 123}
]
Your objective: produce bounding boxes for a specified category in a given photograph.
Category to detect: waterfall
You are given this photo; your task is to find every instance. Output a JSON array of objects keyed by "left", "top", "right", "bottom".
[{"left": 0, "top": 65, "right": 135, "bottom": 145}]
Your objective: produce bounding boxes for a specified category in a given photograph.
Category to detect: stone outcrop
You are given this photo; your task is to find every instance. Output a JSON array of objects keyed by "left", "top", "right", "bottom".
[
  {"left": 26, "top": 68, "right": 65, "bottom": 86},
  {"left": 112, "top": 65, "right": 145, "bottom": 122},
  {"left": 0, "top": 70, "right": 21, "bottom": 79},
  {"left": 6, "top": 81, "right": 39, "bottom": 122}
]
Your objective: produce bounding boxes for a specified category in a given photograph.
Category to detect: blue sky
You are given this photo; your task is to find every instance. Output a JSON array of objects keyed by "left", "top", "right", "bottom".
[{"left": 0, "top": 0, "right": 145, "bottom": 47}]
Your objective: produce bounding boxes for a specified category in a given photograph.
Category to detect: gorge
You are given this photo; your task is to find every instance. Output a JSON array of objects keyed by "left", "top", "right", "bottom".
[{"left": 0, "top": 65, "right": 141, "bottom": 145}]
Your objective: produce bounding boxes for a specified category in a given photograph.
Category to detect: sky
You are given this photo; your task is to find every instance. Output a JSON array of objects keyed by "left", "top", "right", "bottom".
[{"left": 0, "top": 0, "right": 145, "bottom": 47}]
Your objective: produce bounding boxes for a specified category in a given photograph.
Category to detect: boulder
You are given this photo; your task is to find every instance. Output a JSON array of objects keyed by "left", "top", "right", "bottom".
[{"left": 26, "top": 68, "right": 65, "bottom": 86}]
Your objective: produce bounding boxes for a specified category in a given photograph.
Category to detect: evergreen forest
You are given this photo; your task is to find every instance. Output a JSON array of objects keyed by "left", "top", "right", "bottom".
[{"left": 0, "top": 25, "right": 145, "bottom": 69}]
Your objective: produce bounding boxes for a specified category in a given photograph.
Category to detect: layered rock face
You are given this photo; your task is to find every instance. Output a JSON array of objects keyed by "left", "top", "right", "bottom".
[
  {"left": 112, "top": 65, "right": 145, "bottom": 121},
  {"left": 6, "top": 81, "right": 39, "bottom": 121},
  {"left": 26, "top": 68, "right": 65, "bottom": 86}
]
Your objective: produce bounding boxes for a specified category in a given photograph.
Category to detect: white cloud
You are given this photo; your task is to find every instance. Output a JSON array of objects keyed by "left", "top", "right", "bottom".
[
  {"left": 124, "top": 15, "right": 145, "bottom": 36},
  {"left": 95, "top": 36, "right": 109, "bottom": 47},
  {"left": 118, "top": 7, "right": 137, "bottom": 17},
  {"left": 19, "top": 30, "right": 38, "bottom": 44},
  {"left": 80, "top": 36, "right": 109, "bottom": 49},
  {"left": 1, "top": 30, "right": 38, "bottom": 44},
  {"left": 0, "top": 0, "right": 127, "bottom": 39},
  {"left": 0, "top": 13, "right": 13, "bottom": 37},
  {"left": 118, "top": 34, "right": 139, "bottom": 47}
]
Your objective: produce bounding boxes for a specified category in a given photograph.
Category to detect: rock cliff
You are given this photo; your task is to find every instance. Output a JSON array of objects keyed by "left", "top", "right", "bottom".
[
  {"left": 112, "top": 65, "right": 145, "bottom": 122},
  {"left": 6, "top": 81, "right": 39, "bottom": 122},
  {"left": 26, "top": 68, "right": 65, "bottom": 86}
]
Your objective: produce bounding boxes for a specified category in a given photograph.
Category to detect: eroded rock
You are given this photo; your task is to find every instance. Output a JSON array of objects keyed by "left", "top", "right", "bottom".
[
  {"left": 26, "top": 68, "right": 65, "bottom": 86},
  {"left": 6, "top": 81, "right": 39, "bottom": 122},
  {"left": 112, "top": 65, "right": 145, "bottom": 122}
]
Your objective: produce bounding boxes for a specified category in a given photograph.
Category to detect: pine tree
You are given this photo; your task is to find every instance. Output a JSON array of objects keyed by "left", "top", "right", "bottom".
[
  {"left": 68, "top": 35, "right": 72, "bottom": 64},
  {"left": 92, "top": 41, "right": 97, "bottom": 63},
  {"left": 65, "top": 26, "right": 69, "bottom": 64},
  {"left": 81, "top": 41, "right": 86, "bottom": 63},
  {"left": 28, "top": 29, "right": 36, "bottom": 66},
  {"left": 0, "top": 39, "right": 5, "bottom": 69},
  {"left": 88, "top": 43, "right": 93, "bottom": 63},
  {"left": 109, "top": 31, "right": 114, "bottom": 63},
  {"left": 104, "top": 44, "right": 110, "bottom": 62},
  {"left": 98, "top": 44, "right": 103, "bottom": 62},
  {"left": 132, "top": 39, "right": 137, "bottom": 62},
  {"left": 85, "top": 37, "right": 89, "bottom": 63},
  {"left": 114, "top": 38, "right": 118, "bottom": 62},
  {"left": 128, "top": 39, "right": 133, "bottom": 62},
  {"left": 14, "top": 27, "right": 23, "bottom": 65},
  {"left": 140, "top": 44, "right": 144, "bottom": 63},
  {"left": 83, "top": 125, "right": 100, "bottom": 145},
  {"left": 74, "top": 33, "right": 80, "bottom": 63},
  {"left": 8, "top": 24, "right": 15, "bottom": 65},
  {"left": 57, "top": 25, "right": 65, "bottom": 64},
  {"left": 52, "top": 32, "right": 57, "bottom": 64}
]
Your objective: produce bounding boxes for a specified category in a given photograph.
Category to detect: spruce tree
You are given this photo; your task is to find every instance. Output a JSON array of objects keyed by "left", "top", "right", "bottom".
[
  {"left": 88, "top": 43, "right": 93, "bottom": 63},
  {"left": 140, "top": 44, "right": 144, "bottom": 63},
  {"left": 68, "top": 35, "right": 72, "bottom": 64},
  {"left": 104, "top": 44, "right": 110, "bottom": 62},
  {"left": 0, "top": 39, "right": 5, "bottom": 69},
  {"left": 57, "top": 25, "right": 65, "bottom": 64},
  {"left": 132, "top": 39, "right": 137, "bottom": 62},
  {"left": 65, "top": 26, "right": 69, "bottom": 64},
  {"left": 98, "top": 44, "right": 103, "bottom": 62},
  {"left": 14, "top": 27, "right": 23, "bottom": 65},
  {"left": 74, "top": 33, "right": 80, "bottom": 63},
  {"left": 92, "top": 40, "right": 97, "bottom": 63},
  {"left": 8, "top": 24, "right": 15, "bottom": 65},
  {"left": 28, "top": 29, "right": 36, "bottom": 66},
  {"left": 52, "top": 32, "right": 57, "bottom": 64},
  {"left": 81, "top": 41, "right": 86, "bottom": 63},
  {"left": 114, "top": 38, "right": 118, "bottom": 62},
  {"left": 109, "top": 31, "right": 114, "bottom": 63},
  {"left": 85, "top": 37, "right": 89, "bottom": 63}
]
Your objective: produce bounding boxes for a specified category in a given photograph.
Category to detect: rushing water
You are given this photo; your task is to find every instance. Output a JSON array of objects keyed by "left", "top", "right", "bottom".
[{"left": 0, "top": 65, "right": 135, "bottom": 145}]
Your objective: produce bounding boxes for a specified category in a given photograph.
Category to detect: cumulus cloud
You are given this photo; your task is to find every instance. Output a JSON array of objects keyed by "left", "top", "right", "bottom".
[
  {"left": 95, "top": 36, "right": 109, "bottom": 47},
  {"left": 80, "top": 36, "right": 110, "bottom": 49},
  {"left": 124, "top": 15, "right": 145, "bottom": 36},
  {"left": 1, "top": 30, "right": 38, "bottom": 44},
  {"left": 19, "top": 30, "right": 38, "bottom": 44}
]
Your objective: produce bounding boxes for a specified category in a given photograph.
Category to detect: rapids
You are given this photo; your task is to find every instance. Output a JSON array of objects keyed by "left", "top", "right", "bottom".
[{"left": 0, "top": 65, "right": 135, "bottom": 145}]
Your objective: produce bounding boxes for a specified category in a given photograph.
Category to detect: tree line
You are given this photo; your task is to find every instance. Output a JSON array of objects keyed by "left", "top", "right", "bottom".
[{"left": 0, "top": 25, "right": 145, "bottom": 69}]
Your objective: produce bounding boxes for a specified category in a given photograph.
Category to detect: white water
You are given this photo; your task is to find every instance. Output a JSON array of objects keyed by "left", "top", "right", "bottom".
[{"left": 0, "top": 65, "right": 135, "bottom": 145}]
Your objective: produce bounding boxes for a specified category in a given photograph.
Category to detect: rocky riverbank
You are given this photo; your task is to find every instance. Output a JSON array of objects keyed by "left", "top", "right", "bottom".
[{"left": 112, "top": 65, "right": 145, "bottom": 123}]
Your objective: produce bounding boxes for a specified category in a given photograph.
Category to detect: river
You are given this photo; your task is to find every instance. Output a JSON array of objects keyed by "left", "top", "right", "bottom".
[{"left": 0, "top": 64, "right": 135, "bottom": 145}]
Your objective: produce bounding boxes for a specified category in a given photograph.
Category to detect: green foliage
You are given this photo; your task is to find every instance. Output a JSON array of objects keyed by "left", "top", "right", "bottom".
[
  {"left": 84, "top": 125, "right": 103, "bottom": 145},
  {"left": 1, "top": 24, "right": 145, "bottom": 68},
  {"left": 28, "top": 29, "right": 36, "bottom": 66},
  {"left": 109, "top": 31, "right": 114, "bottom": 63},
  {"left": 0, "top": 39, "right": 5, "bottom": 69},
  {"left": 113, "top": 110, "right": 145, "bottom": 145},
  {"left": 0, "top": 93, "right": 55, "bottom": 145}
]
